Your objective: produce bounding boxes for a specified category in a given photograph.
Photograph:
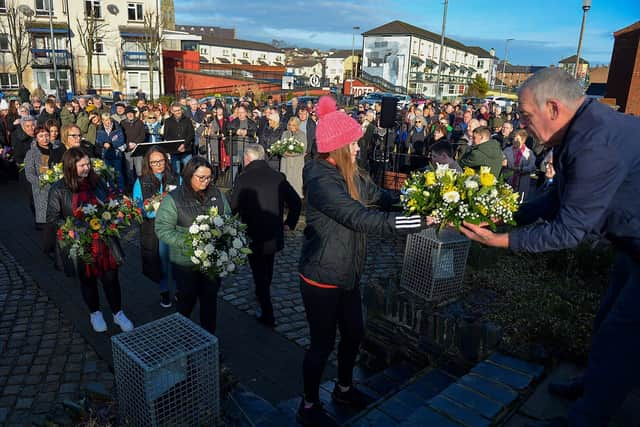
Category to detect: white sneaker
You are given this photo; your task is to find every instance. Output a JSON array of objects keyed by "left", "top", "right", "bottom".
[
  {"left": 113, "top": 311, "right": 134, "bottom": 332},
  {"left": 90, "top": 311, "right": 107, "bottom": 333}
]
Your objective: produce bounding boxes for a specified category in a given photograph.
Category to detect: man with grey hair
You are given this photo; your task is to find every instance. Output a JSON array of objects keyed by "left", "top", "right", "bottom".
[
  {"left": 460, "top": 68, "right": 640, "bottom": 427},
  {"left": 11, "top": 115, "right": 36, "bottom": 165},
  {"left": 230, "top": 143, "right": 301, "bottom": 327}
]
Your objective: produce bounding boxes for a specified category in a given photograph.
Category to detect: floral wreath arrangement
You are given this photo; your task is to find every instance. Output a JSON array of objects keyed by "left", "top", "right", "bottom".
[
  {"left": 185, "top": 207, "right": 252, "bottom": 278},
  {"left": 39, "top": 159, "right": 118, "bottom": 187},
  {"left": 267, "top": 137, "right": 305, "bottom": 156},
  {"left": 400, "top": 164, "right": 521, "bottom": 230}
]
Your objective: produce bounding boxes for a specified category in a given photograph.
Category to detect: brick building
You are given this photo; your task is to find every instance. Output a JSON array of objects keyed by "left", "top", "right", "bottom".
[
  {"left": 495, "top": 62, "right": 545, "bottom": 91},
  {"left": 605, "top": 21, "right": 640, "bottom": 115}
]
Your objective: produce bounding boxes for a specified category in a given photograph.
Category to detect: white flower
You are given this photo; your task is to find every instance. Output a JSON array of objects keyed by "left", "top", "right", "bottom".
[
  {"left": 101, "top": 212, "right": 112, "bottom": 221},
  {"left": 107, "top": 199, "right": 119, "bottom": 209},
  {"left": 227, "top": 263, "right": 235, "bottom": 272},
  {"left": 204, "top": 244, "right": 215, "bottom": 255},
  {"left": 288, "top": 144, "right": 294, "bottom": 150},
  {"left": 203, "top": 260, "right": 211, "bottom": 268},
  {"left": 435, "top": 163, "right": 450, "bottom": 179},
  {"left": 232, "top": 238, "right": 243, "bottom": 249},
  {"left": 443, "top": 191, "right": 460, "bottom": 204},
  {"left": 190, "top": 256, "right": 200, "bottom": 265},
  {"left": 422, "top": 190, "right": 430, "bottom": 197},
  {"left": 229, "top": 248, "right": 238, "bottom": 257},
  {"left": 189, "top": 224, "right": 200, "bottom": 234},
  {"left": 196, "top": 215, "right": 208, "bottom": 222},
  {"left": 480, "top": 166, "right": 491, "bottom": 175},
  {"left": 194, "top": 249, "right": 204, "bottom": 258},
  {"left": 213, "top": 216, "right": 224, "bottom": 227},
  {"left": 490, "top": 189, "right": 499, "bottom": 197},
  {"left": 464, "top": 179, "right": 479, "bottom": 189},
  {"left": 219, "top": 252, "right": 229, "bottom": 262},
  {"left": 82, "top": 204, "right": 98, "bottom": 215},
  {"left": 199, "top": 224, "right": 210, "bottom": 232}
]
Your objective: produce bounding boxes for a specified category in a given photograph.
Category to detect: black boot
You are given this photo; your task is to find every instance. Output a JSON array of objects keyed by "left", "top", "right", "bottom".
[
  {"left": 548, "top": 376, "right": 584, "bottom": 400},
  {"left": 296, "top": 399, "right": 337, "bottom": 427},
  {"left": 331, "top": 383, "right": 374, "bottom": 410}
]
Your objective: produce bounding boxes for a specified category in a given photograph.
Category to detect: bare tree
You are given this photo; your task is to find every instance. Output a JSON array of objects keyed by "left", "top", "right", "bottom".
[
  {"left": 109, "top": 46, "right": 126, "bottom": 92},
  {"left": 75, "top": 6, "right": 107, "bottom": 90},
  {"left": 1, "top": 1, "right": 33, "bottom": 86},
  {"left": 140, "top": 10, "right": 165, "bottom": 101}
]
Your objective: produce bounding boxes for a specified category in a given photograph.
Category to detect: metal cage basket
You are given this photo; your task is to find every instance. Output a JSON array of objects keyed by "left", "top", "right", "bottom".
[
  {"left": 112, "top": 313, "right": 219, "bottom": 426},
  {"left": 400, "top": 227, "right": 471, "bottom": 302}
]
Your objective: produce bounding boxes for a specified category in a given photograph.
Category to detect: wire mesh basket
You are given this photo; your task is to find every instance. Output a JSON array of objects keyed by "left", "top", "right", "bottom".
[
  {"left": 112, "top": 313, "right": 219, "bottom": 426},
  {"left": 400, "top": 227, "right": 471, "bottom": 302}
]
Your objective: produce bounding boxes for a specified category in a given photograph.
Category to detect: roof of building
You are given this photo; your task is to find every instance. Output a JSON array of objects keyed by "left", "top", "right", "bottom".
[
  {"left": 327, "top": 49, "right": 356, "bottom": 59},
  {"left": 199, "top": 35, "right": 283, "bottom": 53},
  {"left": 288, "top": 58, "right": 322, "bottom": 68},
  {"left": 176, "top": 24, "right": 235, "bottom": 39},
  {"left": 362, "top": 20, "right": 472, "bottom": 53},
  {"left": 498, "top": 61, "right": 546, "bottom": 74},
  {"left": 466, "top": 46, "right": 495, "bottom": 59},
  {"left": 614, "top": 21, "right": 640, "bottom": 37},
  {"left": 559, "top": 55, "right": 589, "bottom": 65}
]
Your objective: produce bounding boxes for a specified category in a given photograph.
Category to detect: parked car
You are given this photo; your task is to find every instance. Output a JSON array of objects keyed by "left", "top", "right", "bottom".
[
  {"left": 198, "top": 95, "right": 240, "bottom": 107},
  {"left": 286, "top": 96, "right": 319, "bottom": 107},
  {"left": 359, "top": 92, "right": 388, "bottom": 106},
  {"left": 484, "top": 96, "right": 514, "bottom": 108},
  {"left": 392, "top": 93, "right": 412, "bottom": 110}
]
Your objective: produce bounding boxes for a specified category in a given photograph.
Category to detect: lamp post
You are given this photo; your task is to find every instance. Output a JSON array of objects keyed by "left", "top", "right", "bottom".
[
  {"left": 574, "top": 0, "right": 591, "bottom": 80},
  {"left": 46, "top": 0, "right": 60, "bottom": 97},
  {"left": 499, "top": 38, "right": 514, "bottom": 95},
  {"left": 435, "top": 0, "right": 448, "bottom": 101},
  {"left": 351, "top": 26, "right": 360, "bottom": 81}
]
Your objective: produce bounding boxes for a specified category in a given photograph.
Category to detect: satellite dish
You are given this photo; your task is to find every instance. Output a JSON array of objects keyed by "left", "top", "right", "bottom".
[
  {"left": 18, "top": 5, "right": 35, "bottom": 17},
  {"left": 107, "top": 4, "right": 119, "bottom": 15}
]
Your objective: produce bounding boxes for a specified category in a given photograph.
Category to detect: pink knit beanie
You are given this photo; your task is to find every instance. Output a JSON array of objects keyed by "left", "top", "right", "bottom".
[{"left": 315, "top": 96, "right": 363, "bottom": 153}]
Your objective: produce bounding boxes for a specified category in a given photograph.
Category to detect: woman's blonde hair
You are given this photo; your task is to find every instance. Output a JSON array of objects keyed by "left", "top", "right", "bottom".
[
  {"left": 322, "top": 143, "right": 360, "bottom": 201},
  {"left": 287, "top": 116, "right": 300, "bottom": 131}
]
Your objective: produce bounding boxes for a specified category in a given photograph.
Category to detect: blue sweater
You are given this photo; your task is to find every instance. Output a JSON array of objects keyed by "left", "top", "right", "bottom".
[{"left": 510, "top": 99, "right": 640, "bottom": 255}]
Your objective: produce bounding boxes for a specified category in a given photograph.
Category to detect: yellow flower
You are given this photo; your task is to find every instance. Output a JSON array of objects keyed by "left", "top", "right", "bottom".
[
  {"left": 480, "top": 173, "right": 496, "bottom": 187},
  {"left": 89, "top": 218, "right": 102, "bottom": 230},
  {"left": 478, "top": 206, "right": 488, "bottom": 215},
  {"left": 463, "top": 167, "right": 475, "bottom": 177},
  {"left": 425, "top": 172, "right": 436, "bottom": 186}
]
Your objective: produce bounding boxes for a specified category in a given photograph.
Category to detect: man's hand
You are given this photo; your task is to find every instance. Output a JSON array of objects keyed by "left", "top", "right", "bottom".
[
  {"left": 128, "top": 142, "right": 137, "bottom": 150},
  {"left": 283, "top": 225, "right": 291, "bottom": 231},
  {"left": 237, "top": 129, "right": 247, "bottom": 137},
  {"left": 104, "top": 142, "right": 111, "bottom": 150},
  {"left": 177, "top": 144, "right": 185, "bottom": 153},
  {"left": 459, "top": 221, "right": 509, "bottom": 248}
]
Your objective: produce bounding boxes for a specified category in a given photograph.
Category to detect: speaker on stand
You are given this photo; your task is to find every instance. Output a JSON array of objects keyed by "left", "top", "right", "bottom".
[{"left": 379, "top": 96, "right": 406, "bottom": 191}]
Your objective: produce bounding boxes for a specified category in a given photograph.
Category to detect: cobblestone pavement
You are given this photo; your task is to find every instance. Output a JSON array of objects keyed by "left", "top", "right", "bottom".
[{"left": 0, "top": 242, "right": 115, "bottom": 426}]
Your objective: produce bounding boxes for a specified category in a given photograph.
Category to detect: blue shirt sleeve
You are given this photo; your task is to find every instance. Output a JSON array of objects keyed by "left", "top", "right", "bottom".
[{"left": 509, "top": 130, "right": 627, "bottom": 253}]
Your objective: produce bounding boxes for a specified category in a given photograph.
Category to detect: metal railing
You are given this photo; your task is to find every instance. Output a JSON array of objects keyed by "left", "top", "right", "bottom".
[
  {"left": 360, "top": 70, "right": 407, "bottom": 94},
  {"left": 122, "top": 51, "right": 158, "bottom": 68},
  {"left": 30, "top": 49, "right": 71, "bottom": 67}
]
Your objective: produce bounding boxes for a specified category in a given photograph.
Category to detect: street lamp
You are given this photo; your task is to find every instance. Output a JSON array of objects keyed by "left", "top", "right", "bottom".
[
  {"left": 436, "top": 0, "right": 449, "bottom": 101},
  {"left": 351, "top": 26, "right": 360, "bottom": 81},
  {"left": 574, "top": 0, "right": 592, "bottom": 80},
  {"left": 499, "top": 38, "right": 514, "bottom": 95}
]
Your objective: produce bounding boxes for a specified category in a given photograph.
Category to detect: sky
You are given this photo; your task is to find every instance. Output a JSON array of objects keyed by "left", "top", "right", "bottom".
[{"left": 175, "top": 0, "right": 640, "bottom": 66}]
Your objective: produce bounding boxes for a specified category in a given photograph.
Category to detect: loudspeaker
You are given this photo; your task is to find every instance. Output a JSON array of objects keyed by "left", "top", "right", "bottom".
[{"left": 380, "top": 96, "right": 398, "bottom": 128}]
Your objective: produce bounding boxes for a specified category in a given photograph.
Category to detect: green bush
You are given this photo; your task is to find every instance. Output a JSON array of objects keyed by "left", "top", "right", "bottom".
[{"left": 464, "top": 243, "right": 610, "bottom": 363}]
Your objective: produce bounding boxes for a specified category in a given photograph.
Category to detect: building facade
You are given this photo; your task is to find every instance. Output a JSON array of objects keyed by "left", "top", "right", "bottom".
[
  {"left": 0, "top": 0, "right": 162, "bottom": 97},
  {"left": 559, "top": 55, "right": 589, "bottom": 85},
  {"left": 495, "top": 63, "right": 545, "bottom": 91},
  {"left": 361, "top": 20, "right": 481, "bottom": 98},
  {"left": 605, "top": 21, "right": 640, "bottom": 115},
  {"left": 466, "top": 46, "right": 498, "bottom": 88},
  {"left": 324, "top": 49, "right": 360, "bottom": 85},
  {"left": 198, "top": 36, "right": 284, "bottom": 66}
]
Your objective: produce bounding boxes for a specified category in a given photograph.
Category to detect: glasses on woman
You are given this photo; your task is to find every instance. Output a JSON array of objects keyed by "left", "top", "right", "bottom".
[
  {"left": 194, "top": 174, "right": 212, "bottom": 182},
  {"left": 149, "top": 159, "right": 166, "bottom": 167},
  {"left": 68, "top": 133, "right": 81, "bottom": 138}
]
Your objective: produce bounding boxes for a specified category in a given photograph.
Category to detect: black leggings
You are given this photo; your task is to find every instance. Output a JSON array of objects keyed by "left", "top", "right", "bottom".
[
  {"left": 173, "top": 263, "right": 221, "bottom": 335},
  {"left": 300, "top": 280, "right": 364, "bottom": 403},
  {"left": 79, "top": 269, "right": 122, "bottom": 314},
  {"left": 248, "top": 253, "right": 275, "bottom": 321}
]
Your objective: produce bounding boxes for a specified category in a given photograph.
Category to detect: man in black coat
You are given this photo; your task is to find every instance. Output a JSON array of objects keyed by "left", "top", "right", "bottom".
[
  {"left": 121, "top": 107, "right": 146, "bottom": 188},
  {"left": 230, "top": 143, "right": 301, "bottom": 327},
  {"left": 164, "top": 102, "right": 195, "bottom": 173},
  {"left": 297, "top": 107, "right": 317, "bottom": 160}
]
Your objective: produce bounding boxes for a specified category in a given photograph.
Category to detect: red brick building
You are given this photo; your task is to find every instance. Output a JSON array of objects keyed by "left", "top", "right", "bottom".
[{"left": 605, "top": 21, "right": 640, "bottom": 115}]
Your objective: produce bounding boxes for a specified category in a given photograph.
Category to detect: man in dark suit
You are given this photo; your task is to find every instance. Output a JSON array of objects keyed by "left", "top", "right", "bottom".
[
  {"left": 297, "top": 106, "right": 317, "bottom": 160},
  {"left": 230, "top": 143, "right": 301, "bottom": 327}
]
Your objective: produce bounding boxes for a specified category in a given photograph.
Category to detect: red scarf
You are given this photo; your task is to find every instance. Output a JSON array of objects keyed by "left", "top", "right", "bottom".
[{"left": 72, "top": 181, "right": 117, "bottom": 278}]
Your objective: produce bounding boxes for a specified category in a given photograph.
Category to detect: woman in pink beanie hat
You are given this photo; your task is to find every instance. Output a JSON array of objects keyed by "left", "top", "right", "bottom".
[{"left": 296, "top": 96, "right": 432, "bottom": 426}]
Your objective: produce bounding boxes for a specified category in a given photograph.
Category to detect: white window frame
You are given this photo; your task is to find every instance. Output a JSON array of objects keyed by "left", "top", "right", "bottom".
[
  {"left": 85, "top": 0, "right": 102, "bottom": 18},
  {"left": 127, "top": 2, "right": 143, "bottom": 21},
  {"left": 242, "top": 52, "right": 249, "bottom": 58},
  {"left": 92, "top": 73, "right": 111, "bottom": 88},
  {"left": 35, "top": 0, "right": 53, "bottom": 15},
  {"left": 94, "top": 38, "right": 105, "bottom": 55},
  {"left": 0, "top": 33, "right": 8, "bottom": 51},
  {"left": 0, "top": 73, "right": 18, "bottom": 89},
  {"left": 222, "top": 49, "right": 230, "bottom": 57},
  {"left": 0, "top": 0, "right": 6, "bottom": 13}
]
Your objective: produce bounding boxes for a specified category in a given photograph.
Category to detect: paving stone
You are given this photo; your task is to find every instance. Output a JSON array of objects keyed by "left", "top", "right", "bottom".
[
  {"left": 404, "top": 369, "right": 456, "bottom": 400},
  {"left": 458, "top": 374, "right": 519, "bottom": 406},
  {"left": 377, "top": 395, "right": 415, "bottom": 422},
  {"left": 428, "top": 395, "right": 491, "bottom": 427},
  {"left": 351, "top": 408, "right": 397, "bottom": 427},
  {"left": 471, "top": 362, "right": 533, "bottom": 391},
  {"left": 363, "top": 372, "right": 401, "bottom": 396},
  {"left": 382, "top": 363, "right": 418, "bottom": 384},
  {"left": 229, "top": 391, "right": 277, "bottom": 425},
  {"left": 399, "top": 406, "right": 462, "bottom": 427},
  {"left": 488, "top": 353, "right": 544, "bottom": 379},
  {"left": 441, "top": 383, "right": 505, "bottom": 419}
]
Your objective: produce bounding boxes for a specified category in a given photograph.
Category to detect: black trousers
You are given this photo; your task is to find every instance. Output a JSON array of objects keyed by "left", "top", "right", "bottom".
[
  {"left": 248, "top": 253, "right": 275, "bottom": 322},
  {"left": 173, "top": 263, "right": 221, "bottom": 335},
  {"left": 79, "top": 269, "right": 122, "bottom": 314},
  {"left": 300, "top": 280, "right": 364, "bottom": 402}
]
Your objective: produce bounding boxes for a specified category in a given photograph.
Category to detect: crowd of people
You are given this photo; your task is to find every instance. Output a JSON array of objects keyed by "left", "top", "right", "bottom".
[{"left": 0, "top": 65, "right": 637, "bottom": 427}]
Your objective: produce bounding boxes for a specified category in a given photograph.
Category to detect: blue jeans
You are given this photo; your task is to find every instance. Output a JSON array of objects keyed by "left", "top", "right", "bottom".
[
  {"left": 171, "top": 153, "right": 192, "bottom": 175},
  {"left": 569, "top": 253, "right": 640, "bottom": 426},
  {"left": 105, "top": 157, "right": 125, "bottom": 190},
  {"left": 158, "top": 240, "right": 172, "bottom": 293}
]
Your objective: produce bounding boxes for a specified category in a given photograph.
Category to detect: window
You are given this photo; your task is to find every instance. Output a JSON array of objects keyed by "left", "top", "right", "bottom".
[
  {"left": 127, "top": 3, "right": 143, "bottom": 21},
  {"left": 35, "top": 70, "right": 69, "bottom": 90},
  {"left": 0, "top": 73, "right": 18, "bottom": 89},
  {"left": 0, "top": 0, "right": 7, "bottom": 12},
  {"left": 85, "top": 0, "right": 101, "bottom": 18},
  {"left": 242, "top": 52, "right": 249, "bottom": 58},
  {"left": 222, "top": 49, "right": 230, "bottom": 57},
  {"left": 35, "top": 0, "right": 52, "bottom": 15},
  {"left": 0, "top": 34, "right": 8, "bottom": 51},
  {"left": 92, "top": 74, "right": 111, "bottom": 88},
  {"left": 122, "top": 40, "right": 142, "bottom": 52},
  {"left": 94, "top": 38, "right": 104, "bottom": 54}
]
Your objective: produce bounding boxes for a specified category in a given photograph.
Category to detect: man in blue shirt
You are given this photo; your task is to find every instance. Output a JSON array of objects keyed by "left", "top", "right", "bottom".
[{"left": 460, "top": 68, "right": 640, "bottom": 427}]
